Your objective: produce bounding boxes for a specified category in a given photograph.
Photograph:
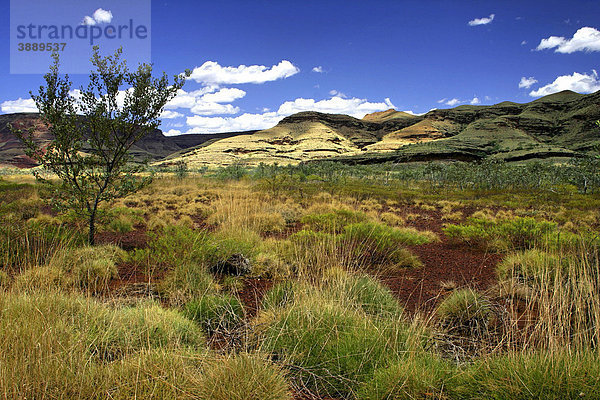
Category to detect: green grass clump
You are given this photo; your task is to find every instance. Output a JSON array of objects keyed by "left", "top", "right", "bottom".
[
  {"left": 261, "top": 280, "right": 297, "bottom": 310},
  {"left": 435, "top": 289, "right": 492, "bottom": 333},
  {"left": 337, "top": 274, "right": 404, "bottom": 318},
  {"left": 90, "top": 300, "right": 205, "bottom": 361},
  {"left": 444, "top": 216, "right": 559, "bottom": 251},
  {"left": 257, "top": 294, "right": 408, "bottom": 398},
  {"left": 184, "top": 294, "right": 245, "bottom": 334},
  {"left": 451, "top": 351, "right": 600, "bottom": 399},
  {"left": 301, "top": 208, "right": 368, "bottom": 233},
  {"left": 197, "top": 353, "right": 292, "bottom": 400},
  {"left": 497, "top": 249, "right": 564, "bottom": 282},
  {"left": 160, "top": 262, "right": 217, "bottom": 304},
  {"left": 358, "top": 354, "right": 454, "bottom": 400},
  {"left": 54, "top": 244, "right": 125, "bottom": 292},
  {"left": 0, "top": 292, "right": 205, "bottom": 397},
  {"left": 341, "top": 222, "right": 431, "bottom": 269}
]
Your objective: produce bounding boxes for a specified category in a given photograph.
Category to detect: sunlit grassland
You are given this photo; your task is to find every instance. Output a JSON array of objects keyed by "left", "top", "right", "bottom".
[{"left": 1, "top": 160, "right": 599, "bottom": 399}]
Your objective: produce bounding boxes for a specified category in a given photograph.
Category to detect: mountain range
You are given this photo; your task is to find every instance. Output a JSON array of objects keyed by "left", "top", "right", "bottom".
[{"left": 1, "top": 90, "right": 598, "bottom": 168}]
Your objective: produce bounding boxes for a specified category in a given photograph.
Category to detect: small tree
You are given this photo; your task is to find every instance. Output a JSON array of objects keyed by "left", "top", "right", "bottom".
[{"left": 14, "top": 47, "right": 187, "bottom": 244}]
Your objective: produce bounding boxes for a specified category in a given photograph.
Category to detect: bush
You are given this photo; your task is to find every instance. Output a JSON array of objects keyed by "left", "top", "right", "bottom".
[
  {"left": 497, "top": 249, "right": 564, "bottom": 282},
  {"left": 358, "top": 354, "right": 453, "bottom": 400},
  {"left": 261, "top": 280, "right": 297, "bottom": 311},
  {"left": 184, "top": 294, "right": 245, "bottom": 334},
  {"left": 337, "top": 275, "right": 404, "bottom": 318},
  {"left": 301, "top": 208, "right": 368, "bottom": 233},
  {"left": 435, "top": 289, "right": 492, "bottom": 334},
  {"left": 341, "top": 222, "right": 431, "bottom": 269},
  {"left": 257, "top": 296, "right": 408, "bottom": 398},
  {"left": 160, "top": 262, "right": 217, "bottom": 304},
  {"left": 53, "top": 244, "right": 124, "bottom": 292},
  {"left": 444, "top": 216, "right": 559, "bottom": 251},
  {"left": 450, "top": 351, "right": 600, "bottom": 400},
  {"left": 86, "top": 300, "right": 204, "bottom": 361},
  {"left": 197, "top": 353, "right": 292, "bottom": 400}
]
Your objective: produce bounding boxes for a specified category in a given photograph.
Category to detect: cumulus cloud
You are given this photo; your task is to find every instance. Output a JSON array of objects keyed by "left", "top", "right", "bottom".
[
  {"left": 445, "top": 98, "right": 461, "bottom": 106},
  {"left": 165, "top": 87, "right": 244, "bottom": 116},
  {"left": 188, "top": 60, "right": 299, "bottom": 85},
  {"left": 178, "top": 95, "right": 396, "bottom": 134},
  {"left": 536, "top": 27, "right": 600, "bottom": 53},
  {"left": 0, "top": 98, "right": 38, "bottom": 113},
  {"left": 81, "top": 8, "right": 113, "bottom": 25},
  {"left": 161, "top": 110, "right": 184, "bottom": 119},
  {"left": 201, "top": 88, "right": 246, "bottom": 103},
  {"left": 468, "top": 14, "right": 495, "bottom": 26},
  {"left": 519, "top": 76, "right": 538, "bottom": 89},
  {"left": 470, "top": 97, "right": 481, "bottom": 105},
  {"left": 529, "top": 70, "right": 600, "bottom": 97},
  {"left": 312, "top": 66, "right": 324, "bottom": 73}
]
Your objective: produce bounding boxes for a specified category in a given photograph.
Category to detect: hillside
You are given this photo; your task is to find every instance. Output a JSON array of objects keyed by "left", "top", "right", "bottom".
[
  {"left": 2, "top": 90, "right": 599, "bottom": 168},
  {"left": 0, "top": 113, "right": 253, "bottom": 168}
]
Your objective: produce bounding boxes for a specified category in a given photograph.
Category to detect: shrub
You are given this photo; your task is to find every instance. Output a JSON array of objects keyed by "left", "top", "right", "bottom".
[
  {"left": 160, "top": 262, "right": 217, "bottom": 305},
  {"left": 358, "top": 354, "right": 453, "bottom": 400},
  {"left": 301, "top": 208, "right": 368, "bottom": 233},
  {"left": 450, "top": 351, "right": 600, "bottom": 400},
  {"left": 197, "top": 353, "right": 292, "bottom": 400},
  {"left": 341, "top": 222, "right": 431, "bottom": 269},
  {"left": 338, "top": 275, "right": 404, "bottom": 318},
  {"left": 257, "top": 296, "right": 408, "bottom": 398},
  {"left": 444, "top": 216, "right": 560, "bottom": 251},
  {"left": 497, "top": 249, "right": 563, "bottom": 282},
  {"left": 184, "top": 294, "right": 245, "bottom": 334},
  {"left": 435, "top": 289, "right": 492, "bottom": 334},
  {"left": 53, "top": 244, "right": 124, "bottom": 292},
  {"left": 262, "top": 280, "right": 297, "bottom": 311}
]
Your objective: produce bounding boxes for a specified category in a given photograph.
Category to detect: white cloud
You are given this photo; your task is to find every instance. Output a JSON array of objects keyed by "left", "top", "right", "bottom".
[
  {"left": 445, "top": 98, "right": 461, "bottom": 106},
  {"left": 536, "top": 27, "right": 600, "bottom": 53},
  {"left": 277, "top": 96, "right": 395, "bottom": 118},
  {"left": 165, "top": 129, "right": 183, "bottom": 136},
  {"left": 521, "top": 40, "right": 527, "bottom": 46},
  {"left": 329, "top": 89, "right": 347, "bottom": 98},
  {"left": 189, "top": 60, "right": 299, "bottom": 84},
  {"left": 190, "top": 102, "right": 239, "bottom": 116},
  {"left": 529, "top": 70, "right": 600, "bottom": 97},
  {"left": 519, "top": 76, "right": 538, "bottom": 89},
  {"left": 470, "top": 96, "right": 481, "bottom": 105},
  {"left": 0, "top": 98, "right": 38, "bottom": 113},
  {"left": 468, "top": 14, "right": 495, "bottom": 26},
  {"left": 201, "top": 88, "right": 246, "bottom": 103},
  {"left": 312, "top": 66, "right": 324, "bottom": 73},
  {"left": 161, "top": 110, "right": 184, "bottom": 119},
  {"left": 179, "top": 95, "right": 396, "bottom": 134},
  {"left": 437, "top": 98, "right": 447, "bottom": 104},
  {"left": 82, "top": 8, "right": 113, "bottom": 25}
]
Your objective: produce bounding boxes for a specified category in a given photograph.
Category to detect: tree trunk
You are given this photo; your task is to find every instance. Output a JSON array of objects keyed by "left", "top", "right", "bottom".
[{"left": 88, "top": 208, "right": 97, "bottom": 245}]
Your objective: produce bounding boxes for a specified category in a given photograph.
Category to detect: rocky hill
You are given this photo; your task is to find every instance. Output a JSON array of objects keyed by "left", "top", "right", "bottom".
[
  {"left": 2, "top": 90, "right": 599, "bottom": 168},
  {"left": 0, "top": 113, "right": 254, "bottom": 168}
]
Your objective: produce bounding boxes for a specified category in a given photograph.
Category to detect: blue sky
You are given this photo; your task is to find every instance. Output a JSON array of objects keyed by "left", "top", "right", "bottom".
[{"left": 1, "top": 0, "right": 599, "bottom": 134}]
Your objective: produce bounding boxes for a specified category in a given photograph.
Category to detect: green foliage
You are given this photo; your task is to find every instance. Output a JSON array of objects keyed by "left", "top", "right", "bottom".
[
  {"left": 261, "top": 280, "right": 297, "bottom": 310},
  {"left": 337, "top": 275, "right": 404, "bottom": 318},
  {"left": 301, "top": 208, "right": 368, "bottom": 233},
  {"left": 450, "top": 351, "right": 600, "bottom": 400},
  {"left": 12, "top": 46, "right": 186, "bottom": 244},
  {"left": 497, "top": 249, "right": 564, "bottom": 282},
  {"left": 444, "top": 216, "right": 560, "bottom": 251},
  {"left": 435, "top": 289, "right": 492, "bottom": 333},
  {"left": 197, "top": 353, "right": 292, "bottom": 400},
  {"left": 160, "top": 262, "right": 217, "bottom": 304},
  {"left": 341, "top": 222, "right": 431, "bottom": 268},
  {"left": 54, "top": 244, "right": 124, "bottom": 292},
  {"left": 88, "top": 300, "right": 205, "bottom": 361},
  {"left": 358, "top": 354, "right": 453, "bottom": 400},
  {"left": 184, "top": 294, "right": 245, "bottom": 334},
  {"left": 258, "top": 297, "right": 408, "bottom": 398}
]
